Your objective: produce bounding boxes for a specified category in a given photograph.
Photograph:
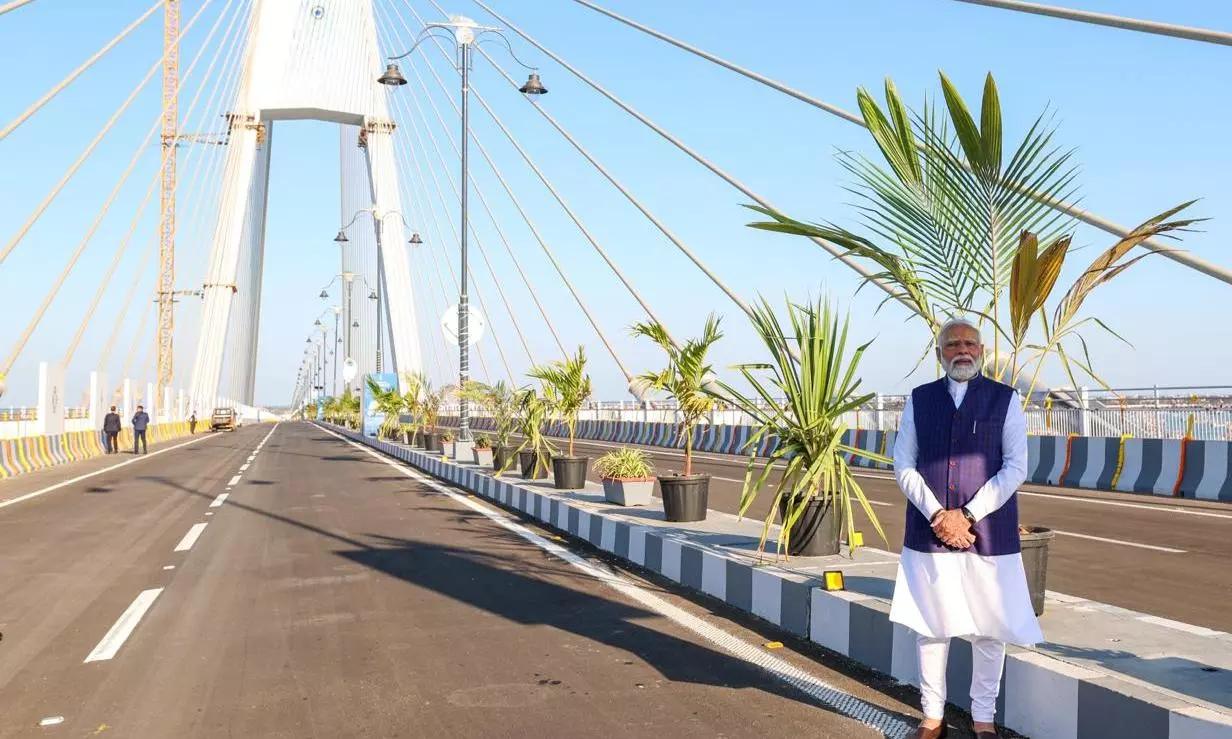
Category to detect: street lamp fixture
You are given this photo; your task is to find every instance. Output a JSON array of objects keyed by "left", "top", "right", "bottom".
[
  {"left": 382, "top": 14, "right": 544, "bottom": 444},
  {"left": 519, "top": 72, "right": 548, "bottom": 95},
  {"left": 369, "top": 289, "right": 378, "bottom": 300},
  {"left": 334, "top": 230, "right": 348, "bottom": 243},
  {"left": 319, "top": 289, "right": 329, "bottom": 299},
  {"left": 409, "top": 232, "right": 423, "bottom": 245},
  {"left": 378, "top": 62, "right": 407, "bottom": 86}
]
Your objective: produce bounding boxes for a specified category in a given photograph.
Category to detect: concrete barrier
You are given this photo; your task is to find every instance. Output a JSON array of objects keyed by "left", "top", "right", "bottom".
[
  {"left": 0, "top": 422, "right": 195, "bottom": 482},
  {"left": 430, "top": 415, "right": 1232, "bottom": 503},
  {"left": 1178, "top": 440, "right": 1232, "bottom": 501}
]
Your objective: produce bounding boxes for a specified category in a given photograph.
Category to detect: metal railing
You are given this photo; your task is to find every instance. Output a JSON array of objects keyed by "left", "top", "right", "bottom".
[{"left": 439, "top": 386, "right": 1232, "bottom": 441}]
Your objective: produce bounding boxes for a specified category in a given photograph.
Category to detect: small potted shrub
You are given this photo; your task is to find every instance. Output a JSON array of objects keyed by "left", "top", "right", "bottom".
[
  {"left": 417, "top": 378, "right": 449, "bottom": 453},
  {"left": 513, "top": 389, "right": 554, "bottom": 480},
  {"left": 631, "top": 315, "right": 723, "bottom": 522},
  {"left": 472, "top": 434, "right": 494, "bottom": 467},
  {"left": 528, "top": 347, "right": 591, "bottom": 490},
  {"left": 457, "top": 380, "right": 521, "bottom": 467},
  {"left": 712, "top": 296, "right": 889, "bottom": 557},
  {"left": 594, "top": 448, "right": 655, "bottom": 506},
  {"left": 439, "top": 430, "right": 455, "bottom": 458}
]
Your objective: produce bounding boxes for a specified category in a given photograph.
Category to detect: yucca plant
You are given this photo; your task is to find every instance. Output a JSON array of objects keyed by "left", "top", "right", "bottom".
[
  {"left": 746, "top": 71, "right": 1201, "bottom": 397},
  {"left": 527, "top": 346, "right": 592, "bottom": 457},
  {"left": 711, "top": 296, "right": 890, "bottom": 558},
  {"left": 630, "top": 315, "right": 723, "bottom": 477}
]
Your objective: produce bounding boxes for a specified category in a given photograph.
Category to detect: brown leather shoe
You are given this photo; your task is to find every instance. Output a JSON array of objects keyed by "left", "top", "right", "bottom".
[{"left": 914, "top": 724, "right": 948, "bottom": 739}]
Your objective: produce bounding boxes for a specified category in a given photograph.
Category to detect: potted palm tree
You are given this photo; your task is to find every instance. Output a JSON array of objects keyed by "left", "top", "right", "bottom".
[
  {"left": 746, "top": 72, "right": 1200, "bottom": 600},
  {"left": 418, "top": 380, "right": 448, "bottom": 453},
  {"left": 712, "top": 296, "right": 890, "bottom": 557},
  {"left": 400, "top": 373, "right": 426, "bottom": 446},
  {"left": 462, "top": 380, "right": 523, "bottom": 474},
  {"left": 514, "top": 388, "right": 555, "bottom": 480},
  {"left": 594, "top": 448, "right": 655, "bottom": 506},
  {"left": 365, "top": 378, "right": 406, "bottom": 441},
  {"left": 528, "top": 347, "right": 592, "bottom": 490},
  {"left": 630, "top": 315, "right": 724, "bottom": 522}
]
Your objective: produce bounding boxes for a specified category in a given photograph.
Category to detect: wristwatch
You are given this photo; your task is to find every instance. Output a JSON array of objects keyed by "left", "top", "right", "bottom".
[{"left": 960, "top": 507, "right": 977, "bottom": 526}]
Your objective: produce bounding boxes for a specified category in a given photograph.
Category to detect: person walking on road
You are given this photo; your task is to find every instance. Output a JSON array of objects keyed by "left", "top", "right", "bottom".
[
  {"left": 132, "top": 405, "right": 151, "bottom": 455},
  {"left": 189, "top": 411, "right": 197, "bottom": 435},
  {"left": 103, "top": 406, "right": 121, "bottom": 454},
  {"left": 891, "top": 318, "right": 1041, "bottom": 739}
]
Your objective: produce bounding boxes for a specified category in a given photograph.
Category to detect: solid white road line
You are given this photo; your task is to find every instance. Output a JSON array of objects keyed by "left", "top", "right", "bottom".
[
  {"left": 173, "top": 523, "right": 208, "bottom": 552},
  {"left": 39, "top": 717, "right": 64, "bottom": 726},
  {"left": 227, "top": 475, "right": 241, "bottom": 486},
  {"left": 83, "top": 588, "right": 163, "bottom": 663},
  {"left": 0, "top": 433, "right": 215, "bottom": 511},
  {"left": 325, "top": 427, "right": 914, "bottom": 738},
  {"left": 1050, "top": 529, "right": 1186, "bottom": 553},
  {"left": 162, "top": 565, "right": 175, "bottom": 570},
  {"left": 210, "top": 493, "right": 228, "bottom": 508}
]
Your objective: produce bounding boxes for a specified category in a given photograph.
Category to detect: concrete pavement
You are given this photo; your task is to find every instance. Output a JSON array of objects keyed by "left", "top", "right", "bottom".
[{"left": 0, "top": 423, "right": 939, "bottom": 738}]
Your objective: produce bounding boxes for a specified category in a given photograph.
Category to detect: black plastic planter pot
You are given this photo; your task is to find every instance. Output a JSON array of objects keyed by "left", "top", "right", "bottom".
[
  {"left": 1020, "top": 526, "right": 1054, "bottom": 616},
  {"left": 413, "top": 430, "right": 424, "bottom": 448},
  {"left": 658, "top": 474, "right": 709, "bottom": 522},
  {"left": 519, "top": 449, "right": 550, "bottom": 479},
  {"left": 552, "top": 456, "right": 589, "bottom": 490},
  {"left": 777, "top": 497, "right": 841, "bottom": 557},
  {"left": 422, "top": 432, "right": 441, "bottom": 453},
  {"left": 493, "top": 445, "right": 519, "bottom": 474}
]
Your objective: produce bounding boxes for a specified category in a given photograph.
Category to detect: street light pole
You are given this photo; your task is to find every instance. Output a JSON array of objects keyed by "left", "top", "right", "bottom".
[
  {"left": 333, "top": 307, "right": 341, "bottom": 395},
  {"left": 458, "top": 38, "right": 473, "bottom": 443},
  {"left": 379, "top": 15, "right": 546, "bottom": 443}
]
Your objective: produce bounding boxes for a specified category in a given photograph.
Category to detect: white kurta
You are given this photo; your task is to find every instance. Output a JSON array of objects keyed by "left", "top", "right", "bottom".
[{"left": 888, "top": 378, "right": 1044, "bottom": 646}]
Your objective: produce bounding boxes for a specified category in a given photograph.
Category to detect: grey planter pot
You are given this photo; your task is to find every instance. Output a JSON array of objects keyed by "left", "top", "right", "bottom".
[
  {"left": 1021, "top": 526, "right": 1054, "bottom": 616},
  {"left": 601, "top": 478, "right": 654, "bottom": 506},
  {"left": 473, "top": 447, "right": 494, "bottom": 467},
  {"left": 451, "top": 440, "right": 472, "bottom": 462}
]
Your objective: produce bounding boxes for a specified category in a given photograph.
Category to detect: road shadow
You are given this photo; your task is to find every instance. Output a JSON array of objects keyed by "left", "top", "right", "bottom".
[
  {"left": 334, "top": 532, "right": 902, "bottom": 724},
  {"left": 84, "top": 485, "right": 112, "bottom": 494}
]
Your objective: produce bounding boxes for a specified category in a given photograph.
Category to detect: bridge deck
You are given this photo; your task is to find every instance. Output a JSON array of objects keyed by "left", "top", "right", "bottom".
[{"left": 0, "top": 423, "right": 922, "bottom": 738}]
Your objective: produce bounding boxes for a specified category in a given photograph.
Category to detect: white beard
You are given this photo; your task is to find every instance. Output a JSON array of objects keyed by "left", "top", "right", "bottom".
[{"left": 945, "top": 357, "right": 982, "bottom": 382}]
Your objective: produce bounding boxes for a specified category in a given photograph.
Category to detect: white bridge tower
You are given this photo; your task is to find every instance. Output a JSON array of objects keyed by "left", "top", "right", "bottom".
[{"left": 190, "top": 0, "right": 422, "bottom": 411}]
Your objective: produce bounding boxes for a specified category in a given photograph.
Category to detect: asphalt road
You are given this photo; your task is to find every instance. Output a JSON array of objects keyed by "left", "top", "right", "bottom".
[
  {"left": 548, "top": 435, "right": 1232, "bottom": 631},
  {"left": 0, "top": 423, "right": 937, "bottom": 738}
]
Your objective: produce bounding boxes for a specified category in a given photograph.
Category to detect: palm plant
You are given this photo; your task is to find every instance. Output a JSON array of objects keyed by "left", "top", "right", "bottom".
[
  {"left": 630, "top": 315, "right": 723, "bottom": 476},
  {"left": 527, "top": 346, "right": 592, "bottom": 457},
  {"left": 365, "top": 378, "right": 405, "bottom": 438},
  {"left": 712, "top": 296, "right": 890, "bottom": 557},
  {"left": 746, "top": 71, "right": 1201, "bottom": 396},
  {"left": 458, "top": 380, "right": 522, "bottom": 449},
  {"left": 512, "top": 387, "right": 556, "bottom": 477},
  {"left": 399, "top": 372, "right": 426, "bottom": 440}
]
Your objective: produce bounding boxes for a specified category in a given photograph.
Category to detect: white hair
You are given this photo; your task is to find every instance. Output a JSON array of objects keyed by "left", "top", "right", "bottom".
[{"left": 937, "top": 317, "right": 982, "bottom": 347}]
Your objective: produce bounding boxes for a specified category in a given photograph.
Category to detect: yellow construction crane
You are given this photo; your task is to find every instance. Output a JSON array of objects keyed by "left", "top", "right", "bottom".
[{"left": 156, "top": 0, "right": 178, "bottom": 392}]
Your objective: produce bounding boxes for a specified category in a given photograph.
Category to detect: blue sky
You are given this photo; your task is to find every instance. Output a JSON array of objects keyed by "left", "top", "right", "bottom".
[{"left": 1, "top": 0, "right": 1229, "bottom": 407}]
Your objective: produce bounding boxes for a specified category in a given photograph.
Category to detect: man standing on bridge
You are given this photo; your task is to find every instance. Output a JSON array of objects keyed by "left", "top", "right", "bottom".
[
  {"left": 132, "top": 405, "right": 150, "bottom": 455},
  {"left": 103, "top": 405, "right": 121, "bottom": 454},
  {"left": 891, "top": 318, "right": 1041, "bottom": 739}
]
